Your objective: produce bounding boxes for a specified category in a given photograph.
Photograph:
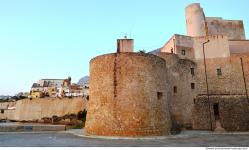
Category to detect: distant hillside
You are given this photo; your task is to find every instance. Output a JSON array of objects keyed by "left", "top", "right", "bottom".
[{"left": 77, "top": 76, "right": 89, "bottom": 86}]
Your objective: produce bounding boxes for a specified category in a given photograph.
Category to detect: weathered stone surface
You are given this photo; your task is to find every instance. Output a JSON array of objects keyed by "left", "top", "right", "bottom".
[
  {"left": 185, "top": 3, "right": 245, "bottom": 40},
  {"left": 85, "top": 52, "right": 172, "bottom": 136},
  {"left": 0, "top": 97, "right": 87, "bottom": 123},
  {"left": 192, "top": 95, "right": 249, "bottom": 131},
  {"left": 152, "top": 52, "right": 249, "bottom": 131},
  {"left": 155, "top": 53, "right": 197, "bottom": 129},
  {"left": 195, "top": 54, "right": 249, "bottom": 95}
]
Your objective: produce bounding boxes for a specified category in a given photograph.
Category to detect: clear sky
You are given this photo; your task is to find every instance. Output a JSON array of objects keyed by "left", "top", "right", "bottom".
[{"left": 0, "top": 0, "right": 248, "bottom": 95}]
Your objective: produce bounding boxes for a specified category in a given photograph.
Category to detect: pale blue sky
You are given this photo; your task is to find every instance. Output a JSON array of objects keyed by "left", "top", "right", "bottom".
[{"left": 0, "top": 0, "right": 248, "bottom": 95}]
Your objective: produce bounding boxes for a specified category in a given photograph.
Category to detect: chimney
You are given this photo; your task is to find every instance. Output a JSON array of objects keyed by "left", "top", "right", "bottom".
[{"left": 117, "top": 36, "right": 134, "bottom": 53}]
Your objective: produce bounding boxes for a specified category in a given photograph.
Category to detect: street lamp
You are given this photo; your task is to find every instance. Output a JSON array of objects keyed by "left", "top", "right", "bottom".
[{"left": 202, "top": 40, "right": 213, "bottom": 130}]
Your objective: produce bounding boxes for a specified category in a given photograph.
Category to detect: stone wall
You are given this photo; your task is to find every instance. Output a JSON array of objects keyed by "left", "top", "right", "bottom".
[
  {"left": 193, "top": 35, "right": 230, "bottom": 59},
  {"left": 195, "top": 54, "right": 249, "bottom": 95},
  {"left": 0, "top": 98, "right": 87, "bottom": 122},
  {"left": 85, "top": 52, "right": 172, "bottom": 136},
  {"left": 206, "top": 17, "right": 245, "bottom": 40},
  {"left": 192, "top": 95, "right": 249, "bottom": 131},
  {"left": 153, "top": 51, "right": 249, "bottom": 131},
  {"left": 155, "top": 53, "right": 197, "bottom": 129},
  {"left": 229, "top": 40, "right": 249, "bottom": 54},
  {"left": 185, "top": 3, "right": 245, "bottom": 40},
  {"left": 192, "top": 54, "right": 249, "bottom": 131},
  {"left": 0, "top": 101, "right": 16, "bottom": 110}
]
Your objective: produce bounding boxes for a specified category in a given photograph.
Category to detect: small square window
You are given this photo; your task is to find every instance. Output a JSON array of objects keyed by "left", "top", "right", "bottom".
[
  {"left": 1, "top": 109, "right": 4, "bottom": 114},
  {"left": 173, "top": 86, "right": 177, "bottom": 93},
  {"left": 157, "top": 92, "right": 163, "bottom": 100},
  {"left": 182, "top": 50, "right": 186, "bottom": 55},
  {"left": 191, "top": 68, "right": 195, "bottom": 75},
  {"left": 191, "top": 83, "right": 195, "bottom": 89},
  {"left": 217, "top": 68, "right": 222, "bottom": 76}
]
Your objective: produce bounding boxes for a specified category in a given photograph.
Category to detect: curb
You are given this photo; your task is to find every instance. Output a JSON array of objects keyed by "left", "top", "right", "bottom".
[
  {"left": 64, "top": 129, "right": 249, "bottom": 140},
  {"left": 64, "top": 129, "right": 170, "bottom": 140}
]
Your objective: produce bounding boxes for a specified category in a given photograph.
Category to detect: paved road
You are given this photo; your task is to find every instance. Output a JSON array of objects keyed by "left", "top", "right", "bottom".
[{"left": 0, "top": 131, "right": 248, "bottom": 147}]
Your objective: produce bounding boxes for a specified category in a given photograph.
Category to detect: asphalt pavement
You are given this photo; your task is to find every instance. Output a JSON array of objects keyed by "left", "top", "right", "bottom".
[{"left": 0, "top": 130, "right": 248, "bottom": 147}]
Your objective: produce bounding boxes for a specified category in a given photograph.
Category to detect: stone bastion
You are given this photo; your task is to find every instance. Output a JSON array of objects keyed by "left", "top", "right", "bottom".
[{"left": 85, "top": 52, "right": 172, "bottom": 137}]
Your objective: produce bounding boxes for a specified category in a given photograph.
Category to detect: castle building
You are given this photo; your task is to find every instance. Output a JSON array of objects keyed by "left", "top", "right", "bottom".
[
  {"left": 85, "top": 3, "right": 249, "bottom": 137},
  {"left": 151, "top": 3, "right": 249, "bottom": 131},
  {"left": 85, "top": 38, "right": 172, "bottom": 136}
]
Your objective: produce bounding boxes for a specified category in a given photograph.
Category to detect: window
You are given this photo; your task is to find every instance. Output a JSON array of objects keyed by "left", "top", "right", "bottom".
[
  {"left": 173, "top": 86, "right": 177, "bottom": 93},
  {"left": 181, "top": 50, "right": 186, "bottom": 55},
  {"left": 157, "top": 92, "right": 163, "bottom": 100},
  {"left": 217, "top": 68, "right": 222, "bottom": 76},
  {"left": 191, "top": 68, "right": 195, "bottom": 75},
  {"left": 191, "top": 83, "right": 195, "bottom": 89},
  {"left": 1, "top": 109, "right": 4, "bottom": 114}
]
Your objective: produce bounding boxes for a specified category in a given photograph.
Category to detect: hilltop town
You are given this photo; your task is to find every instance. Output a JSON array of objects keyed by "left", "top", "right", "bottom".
[{"left": 0, "top": 76, "right": 89, "bottom": 101}]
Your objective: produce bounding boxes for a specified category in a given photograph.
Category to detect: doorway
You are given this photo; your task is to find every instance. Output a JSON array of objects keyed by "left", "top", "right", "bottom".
[{"left": 213, "top": 103, "right": 219, "bottom": 120}]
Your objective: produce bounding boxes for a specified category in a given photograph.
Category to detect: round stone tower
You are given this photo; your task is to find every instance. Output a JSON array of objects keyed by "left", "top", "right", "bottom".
[
  {"left": 85, "top": 52, "right": 172, "bottom": 137},
  {"left": 185, "top": 3, "right": 206, "bottom": 37}
]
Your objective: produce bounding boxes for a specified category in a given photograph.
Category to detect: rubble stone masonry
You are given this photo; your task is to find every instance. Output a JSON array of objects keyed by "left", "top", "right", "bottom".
[
  {"left": 195, "top": 54, "right": 249, "bottom": 95},
  {"left": 155, "top": 53, "right": 197, "bottom": 129},
  {"left": 0, "top": 98, "right": 87, "bottom": 122},
  {"left": 192, "top": 95, "right": 249, "bottom": 131},
  {"left": 85, "top": 52, "right": 172, "bottom": 136}
]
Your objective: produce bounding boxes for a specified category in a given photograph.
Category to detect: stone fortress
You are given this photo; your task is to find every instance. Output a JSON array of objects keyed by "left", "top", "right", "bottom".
[{"left": 85, "top": 3, "right": 249, "bottom": 137}]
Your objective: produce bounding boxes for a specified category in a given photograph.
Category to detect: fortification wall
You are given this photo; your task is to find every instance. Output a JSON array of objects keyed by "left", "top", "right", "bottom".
[
  {"left": 195, "top": 54, "right": 249, "bottom": 95},
  {"left": 193, "top": 35, "right": 230, "bottom": 59},
  {"left": 85, "top": 52, "right": 172, "bottom": 136},
  {"left": 155, "top": 53, "right": 197, "bottom": 128},
  {"left": 192, "top": 95, "right": 249, "bottom": 131},
  {"left": 192, "top": 54, "right": 249, "bottom": 132},
  {"left": 0, "top": 101, "right": 16, "bottom": 110},
  {"left": 206, "top": 17, "right": 245, "bottom": 40},
  {"left": 0, "top": 98, "right": 87, "bottom": 121},
  {"left": 185, "top": 3, "right": 245, "bottom": 40},
  {"left": 229, "top": 40, "right": 249, "bottom": 54},
  {"left": 154, "top": 52, "right": 249, "bottom": 130}
]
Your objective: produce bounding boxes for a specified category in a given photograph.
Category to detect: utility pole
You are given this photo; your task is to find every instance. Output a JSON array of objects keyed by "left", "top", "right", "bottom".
[{"left": 202, "top": 40, "right": 213, "bottom": 130}]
